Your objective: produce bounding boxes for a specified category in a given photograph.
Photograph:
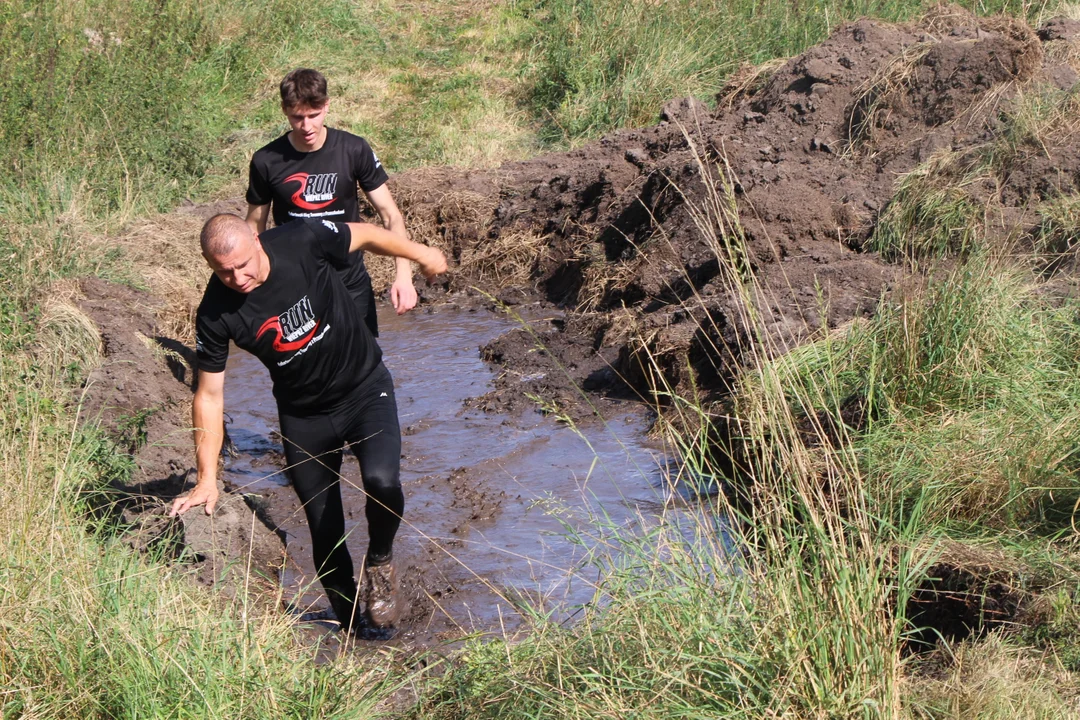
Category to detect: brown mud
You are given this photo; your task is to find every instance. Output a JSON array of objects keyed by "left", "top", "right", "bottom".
[
  {"left": 221, "top": 305, "right": 667, "bottom": 650},
  {"left": 78, "top": 277, "right": 284, "bottom": 589},
  {"left": 388, "top": 8, "right": 1079, "bottom": 416},
  {"left": 75, "top": 9, "right": 1079, "bottom": 651}
]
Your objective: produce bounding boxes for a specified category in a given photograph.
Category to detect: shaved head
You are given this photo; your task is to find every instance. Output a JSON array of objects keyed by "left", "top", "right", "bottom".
[
  {"left": 200, "top": 214, "right": 268, "bottom": 293},
  {"left": 201, "top": 213, "right": 253, "bottom": 259}
]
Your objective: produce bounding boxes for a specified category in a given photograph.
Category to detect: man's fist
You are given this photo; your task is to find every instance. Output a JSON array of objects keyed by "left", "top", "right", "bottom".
[
  {"left": 418, "top": 246, "right": 448, "bottom": 282},
  {"left": 390, "top": 277, "right": 418, "bottom": 314}
]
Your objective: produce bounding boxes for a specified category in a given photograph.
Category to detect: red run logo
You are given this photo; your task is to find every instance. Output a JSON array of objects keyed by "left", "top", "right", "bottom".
[
  {"left": 283, "top": 172, "right": 339, "bottom": 210},
  {"left": 257, "top": 296, "right": 320, "bottom": 352}
]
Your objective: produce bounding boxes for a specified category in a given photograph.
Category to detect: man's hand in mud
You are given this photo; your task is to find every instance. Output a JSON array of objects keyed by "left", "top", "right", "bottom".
[
  {"left": 390, "top": 276, "right": 418, "bottom": 315},
  {"left": 418, "top": 246, "right": 448, "bottom": 283},
  {"left": 169, "top": 482, "right": 219, "bottom": 517}
]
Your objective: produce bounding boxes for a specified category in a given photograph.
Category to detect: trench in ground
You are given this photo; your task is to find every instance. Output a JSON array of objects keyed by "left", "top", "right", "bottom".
[{"left": 221, "top": 302, "right": 716, "bottom": 643}]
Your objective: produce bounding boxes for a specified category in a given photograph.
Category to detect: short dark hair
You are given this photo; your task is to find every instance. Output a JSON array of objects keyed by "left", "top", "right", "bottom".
[{"left": 280, "top": 68, "right": 328, "bottom": 109}]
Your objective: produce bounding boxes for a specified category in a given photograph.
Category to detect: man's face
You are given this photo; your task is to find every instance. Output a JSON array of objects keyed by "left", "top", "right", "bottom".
[
  {"left": 205, "top": 233, "right": 264, "bottom": 293},
  {"left": 283, "top": 102, "right": 328, "bottom": 148}
]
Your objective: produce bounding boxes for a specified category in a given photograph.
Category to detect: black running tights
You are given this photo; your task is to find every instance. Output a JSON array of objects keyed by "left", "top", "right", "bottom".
[{"left": 277, "top": 363, "right": 403, "bottom": 619}]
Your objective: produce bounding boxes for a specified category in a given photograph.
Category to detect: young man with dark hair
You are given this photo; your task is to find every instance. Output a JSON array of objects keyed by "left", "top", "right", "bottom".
[
  {"left": 171, "top": 213, "right": 447, "bottom": 633},
  {"left": 245, "top": 68, "right": 416, "bottom": 337}
]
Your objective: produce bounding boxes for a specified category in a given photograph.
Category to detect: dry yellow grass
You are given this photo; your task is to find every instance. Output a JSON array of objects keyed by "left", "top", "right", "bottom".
[
  {"left": 110, "top": 213, "right": 208, "bottom": 341},
  {"left": 714, "top": 57, "right": 788, "bottom": 111},
  {"left": 905, "top": 635, "right": 1080, "bottom": 718}
]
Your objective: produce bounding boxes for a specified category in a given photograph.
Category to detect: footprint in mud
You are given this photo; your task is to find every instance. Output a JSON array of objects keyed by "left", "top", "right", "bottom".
[{"left": 445, "top": 467, "right": 505, "bottom": 534}]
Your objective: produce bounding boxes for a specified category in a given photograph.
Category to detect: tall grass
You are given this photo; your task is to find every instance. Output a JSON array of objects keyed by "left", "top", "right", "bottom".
[
  {"left": 867, "top": 156, "right": 985, "bottom": 263},
  {"left": 0, "top": 1, "right": 416, "bottom": 714},
  {"left": 0, "top": 0, "right": 315, "bottom": 222},
  {"left": 776, "top": 254, "right": 1080, "bottom": 531},
  {"left": 0, "top": 315, "right": 399, "bottom": 715},
  {"left": 410, "top": 144, "right": 924, "bottom": 719}
]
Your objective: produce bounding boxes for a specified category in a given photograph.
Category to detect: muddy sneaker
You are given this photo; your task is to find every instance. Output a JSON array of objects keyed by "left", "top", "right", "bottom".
[{"left": 361, "top": 561, "right": 400, "bottom": 628}]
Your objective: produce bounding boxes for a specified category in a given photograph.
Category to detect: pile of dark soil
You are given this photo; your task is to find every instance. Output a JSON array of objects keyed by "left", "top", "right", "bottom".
[{"left": 390, "top": 7, "right": 1079, "bottom": 416}]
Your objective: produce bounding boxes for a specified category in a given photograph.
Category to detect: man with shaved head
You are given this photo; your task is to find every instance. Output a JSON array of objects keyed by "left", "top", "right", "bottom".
[{"left": 172, "top": 214, "right": 446, "bottom": 635}]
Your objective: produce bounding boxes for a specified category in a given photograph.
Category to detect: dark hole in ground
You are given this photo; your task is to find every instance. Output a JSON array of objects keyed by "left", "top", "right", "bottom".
[{"left": 903, "top": 562, "right": 1027, "bottom": 653}]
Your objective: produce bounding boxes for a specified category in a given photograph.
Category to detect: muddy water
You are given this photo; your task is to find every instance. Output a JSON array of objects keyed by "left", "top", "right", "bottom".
[{"left": 222, "top": 303, "right": 670, "bottom": 645}]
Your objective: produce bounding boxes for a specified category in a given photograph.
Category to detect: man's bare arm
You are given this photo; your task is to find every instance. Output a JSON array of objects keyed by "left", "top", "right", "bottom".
[
  {"left": 245, "top": 204, "right": 271, "bottom": 235},
  {"left": 170, "top": 369, "right": 226, "bottom": 516},
  {"left": 365, "top": 185, "right": 417, "bottom": 314},
  {"left": 345, "top": 222, "right": 447, "bottom": 281}
]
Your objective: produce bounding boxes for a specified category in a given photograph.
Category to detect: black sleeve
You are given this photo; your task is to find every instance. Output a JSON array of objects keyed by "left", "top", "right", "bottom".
[
  {"left": 308, "top": 219, "right": 353, "bottom": 269},
  {"left": 195, "top": 302, "right": 231, "bottom": 373},
  {"left": 351, "top": 137, "right": 389, "bottom": 192},
  {"left": 245, "top": 153, "right": 273, "bottom": 207}
]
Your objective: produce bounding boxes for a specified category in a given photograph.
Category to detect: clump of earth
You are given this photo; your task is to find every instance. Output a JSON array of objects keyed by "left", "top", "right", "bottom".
[{"left": 72, "top": 8, "right": 1079, "bottom": 648}]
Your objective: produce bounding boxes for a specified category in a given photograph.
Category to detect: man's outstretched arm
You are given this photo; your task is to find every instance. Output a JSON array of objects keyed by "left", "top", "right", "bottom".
[
  {"left": 344, "top": 222, "right": 447, "bottom": 281},
  {"left": 365, "top": 185, "right": 417, "bottom": 315},
  {"left": 170, "top": 369, "right": 226, "bottom": 516}
]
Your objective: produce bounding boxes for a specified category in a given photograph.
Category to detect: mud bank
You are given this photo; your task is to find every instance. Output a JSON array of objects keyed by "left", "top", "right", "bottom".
[
  {"left": 388, "top": 8, "right": 1079, "bottom": 414},
  {"left": 77, "top": 277, "right": 284, "bottom": 589}
]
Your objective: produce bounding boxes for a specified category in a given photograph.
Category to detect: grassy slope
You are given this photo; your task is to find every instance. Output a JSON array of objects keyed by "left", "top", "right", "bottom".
[
  {"left": 0, "top": 1, "right": 398, "bottom": 715},
  {"left": 5, "top": 0, "right": 1079, "bottom": 717}
]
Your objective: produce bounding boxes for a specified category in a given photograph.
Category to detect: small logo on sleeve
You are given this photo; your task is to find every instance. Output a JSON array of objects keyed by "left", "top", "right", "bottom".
[{"left": 321, "top": 219, "right": 339, "bottom": 233}]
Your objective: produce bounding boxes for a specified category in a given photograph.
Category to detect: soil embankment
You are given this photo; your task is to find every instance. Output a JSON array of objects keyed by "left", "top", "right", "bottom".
[
  {"left": 74, "top": 8, "right": 1079, "bottom": 646},
  {"left": 389, "top": 8, "right": 1078, "bottom": 417}
]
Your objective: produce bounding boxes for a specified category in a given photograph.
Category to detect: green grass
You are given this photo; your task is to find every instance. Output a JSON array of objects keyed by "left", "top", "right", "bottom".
[
  {"left": 771, "top": 253, "right": 1080, "bottom": 530},
  {"left": 0, "top": 0, "right": 306, "bottom": 221},
  {"left": 868, "top": 83, "right": 1080, "bottom": 265},
  {"left": 258, "top": 0, "right": 541, "bottom": 171},
  {"left": 1035, "top": 192, "right": 1080, "bottom": 261},
  {"left": 868, "top": 160, "right": 985, "bottom": 263},
  {"left": 412, "top": 500, "right": 906, "bottom": 718}
]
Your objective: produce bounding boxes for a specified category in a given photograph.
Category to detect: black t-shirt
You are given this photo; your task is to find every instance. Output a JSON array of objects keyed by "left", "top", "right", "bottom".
[
  {"left": 246, "top": 128, "right": 389, "bottom": 330},
  {"left": 195, "top": 219, "right": 382, "bottom": 415}
]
